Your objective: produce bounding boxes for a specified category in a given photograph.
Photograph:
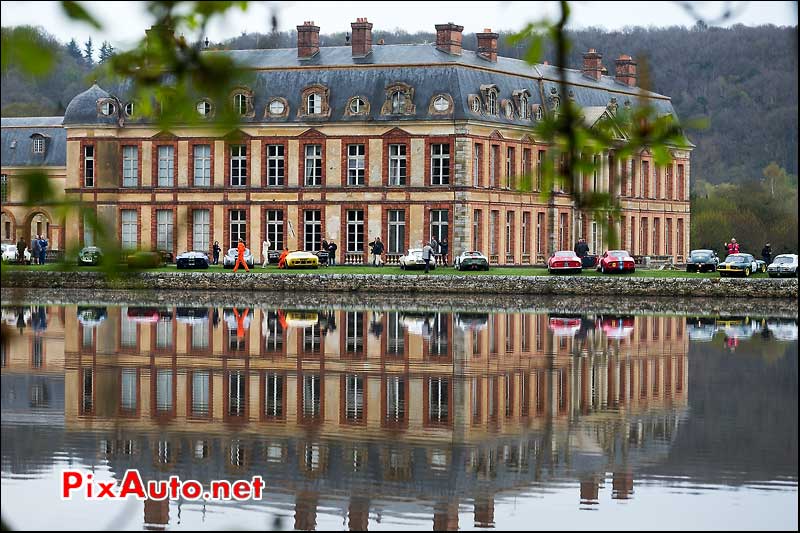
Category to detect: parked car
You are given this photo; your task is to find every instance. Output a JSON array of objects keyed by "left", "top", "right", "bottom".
[
  {"left": 597, "top": 250, "right": 635, "bottom": 274},
  {"left": 77, "top": 306, "right": 107, "bottom": 327},
  {"left": 2, "top": 243, "right": 31, "bottom": 264},
  {"left": 547, "top": 250, "right": 583, "bottom": 274},
  {"left": 755, "top": 259, "right": 767, "bottom": 274},
  {"left": 718, "top": 253, "right": 758, "bottom": 277},
  {"left": 399, "top": 248, "right": 436, "bottom": 270},
  {"left": 176, "top": 250, "right": 210, "bottom": 269},
  {"left": 767, "top": 254, "right": 798, "bottom": 278},
  {"left": 222, "top": 247, "right": 254, "bottom": 269},
  {"left": 285, "top": 250, "right": 320, "bottom": 269},
  {"left": 454, "top": 250, "right": 489, "bottom": 271},
  {"left": 686, "top": 249, "right": 719, "bottom": 272},
  {"left": 78, "top": 245, "right": 103, "bottom": 266}
]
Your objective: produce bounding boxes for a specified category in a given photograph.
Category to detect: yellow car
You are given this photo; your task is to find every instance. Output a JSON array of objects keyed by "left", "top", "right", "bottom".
[{"left": 285, "top": 250, "right": 319, "bottom": 269}]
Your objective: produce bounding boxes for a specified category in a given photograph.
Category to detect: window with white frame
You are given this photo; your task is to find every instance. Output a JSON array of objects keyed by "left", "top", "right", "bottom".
[
  {"left": 506, "top": 147, "right": 515, "bottom": 189},
  {"left": 433, "top": 95, "right": 450, "bottom": 112},
  {"left": 387, "top": 210, "right": 405, "bottom": 254},
  {"left": 122, "top": 145, "right": 138, "bottom": 187},
  {"left": 428, "top": 377, "right": 449, "bottom": 423},
  {"left": 346, "top": 210, "right": 364, "bottom": 253},
  {"left": 230, "top": 144, "right": 247, "bottom": 187},
  {"left": 84, "top": 145, "right": 94, "bottom": 188},
  {"left": 124, "top": 102, "right": 135, "bottom": 117},
  {"left": 303, "top": 210, "right": 321, "bottom": 251},
  {"left": 121, "top": 369, "right": 137, "bottom": 412},
  {"left": 193, "top": 144, "right": 211, "bottom": 187},
  {"left": 473, "top": 210, "right": 481, "bottom": 251},
  {"left": 192, "top": 209, "right": 210, "bottom": 251},
  {"left": 473, "top": 144, "right": 481, "bottom": 187},
  {"left": 345, "top": 314, "right": 364, "bottom": 355},
  {"left": 489, "top": 145, "right": 498, "bottom": 188},
  {"left": 487, "top": 91, "right": 498, "bottom": 115},
  {"left": 505, "top": 211, "right": 514, "bottom": 257},
  {"left": 430, "top": 143, "right": 450, "bottom": 185},
  {"left": 233, "top": 93, "right": 248, "bottom": 116},
  {"left": 156, "top": 210, "right": 173, "bottom": 252},
  {"left": 156, "top": 318, "right": 173, "bottom": 349},
  {"left": 229, "top": 210, "right": 246, "bottom": 249},
  {"left": 121, "top": 209, "right": 138, "bottom": 250},
  {"left": 196, "top": 100, "right": 211, "bottom": 117},
  {"left": 522, "top": 211, "right": 530, "bottom": 255},
  {"left": 266, "top": 210, "right": 284, "bottom": 252},
  {"left": 391, "top": 90, "right": 406, "bottom": 114},
  {"left": 83, "top": 212, "right": 94, "bottom": 246},
  {"left": 100, "top": 101, "right": 115, "bottom": 116},
  {"left": 307, "top": 93, "right": 322, "bottom": 115},
  {"left": 430, "top": 209, "right": 448, "bottom": 244},
  {"left": 388, "top": 144, "right": 406, "bottom": 186},
  {"left": 520, "top": 94, "right": 529, "bottom": 118},
  {"left": 522, "top": 148, "right": 531, "bottom": 181},
  {"left": 347, "top": 144, "right": 365, "bottom": 186},
  {"left": 120, "top": 310, "right": 137, "bottom": 347},
  {"left": 267, "top": 144, "right": 285, "bottom": 186},
  {"left": 32, "top": 136, "right": 45, "bottom": 154},
  {"left": 304, "top": 144, "right": 322, "bottom": 186},
  {"left": 264, "top": 373, "right": 283, "bottom": 418},
  {"left": 157, "top": 145, "right": 174, "bottom": 187},
  {"left": 489, "top": 210, "right": 498, "bottom": 255},
  {"left": 349, "top": 97, "right": 366, "bottom": 114},
  {"left": 268, "top": 99, "right": 285, "bottom": 116},
  {"left": 0, "top": 174, "right": 7, "bottom": 203}
]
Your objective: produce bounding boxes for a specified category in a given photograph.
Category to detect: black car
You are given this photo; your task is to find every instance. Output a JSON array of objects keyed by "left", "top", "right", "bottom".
[
  {"left": 176, "top": 250, "right": 210, "bottom": 269},
  {"left": 78, "top": 246, "right": 103, "bottom": 266},
  {"left": 686, "top": 249, "right": 719, "bottom": 272}
]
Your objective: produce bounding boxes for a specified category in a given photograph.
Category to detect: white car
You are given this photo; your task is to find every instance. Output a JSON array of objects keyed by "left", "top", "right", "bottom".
[
  {"left": 1, "top": 243, "right": 31, "bottom": 264},
  {"left": 399, "top": 248, "right": 436, "bottom": 270},
  {"left": 767, "top": 254, "right": 798, "bottom": 278}
]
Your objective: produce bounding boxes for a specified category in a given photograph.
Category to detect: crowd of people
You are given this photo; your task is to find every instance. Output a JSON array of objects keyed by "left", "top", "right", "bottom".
[
  {"left": 724, "top": 238, "right": 774, "bottom": 264},
  {"left": 13, "top": 234, "right": 49, "bottom": 265}
]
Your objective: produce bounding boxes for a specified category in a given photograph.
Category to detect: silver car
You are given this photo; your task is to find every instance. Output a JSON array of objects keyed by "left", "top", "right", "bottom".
[
  {"left": 767, "top": 254, "right": 798, "bottom": 278},
  {"left": 222, "top": 247, "right": 254, "bottom": 269}
]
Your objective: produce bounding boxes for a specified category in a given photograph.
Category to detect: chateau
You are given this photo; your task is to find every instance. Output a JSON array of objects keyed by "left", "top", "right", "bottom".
[{"left": 1, "top": 20, "right": 692, "bottom": 264}]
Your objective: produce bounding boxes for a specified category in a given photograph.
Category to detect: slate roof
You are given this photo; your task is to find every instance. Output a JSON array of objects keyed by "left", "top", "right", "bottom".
[
  {"left": 61, "top": 43, "right": 679, "bottom": 128},
  {"left": 1, "top": 116, "right": 66, "bottom": 167}
]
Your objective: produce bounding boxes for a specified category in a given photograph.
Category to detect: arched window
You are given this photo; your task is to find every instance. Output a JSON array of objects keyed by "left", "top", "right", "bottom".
[
  {"left": 471, "top": 97, "right": 481, "bottom": 113},
  {"left": 391, "top": 91, "right": 406, "bottom": 114},
  {"left": 520, "top": 95, "right": 528, "bottom": 119},
  {"left": 307, "top": 93, "right": 322, "bottom": 115},
  {"left": 100, "top": 100, "right": 115, "bottom": 116},
  {"left": 233, "top": 93, "right": 248, "bottom": 116},
  {"left": 487, "top": 91, "right": 497, "bottom": 115}
]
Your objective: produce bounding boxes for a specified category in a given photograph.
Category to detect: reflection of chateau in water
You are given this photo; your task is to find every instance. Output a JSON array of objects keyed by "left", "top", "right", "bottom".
[{"left": 2, "top": 305, "right": 691, "bottom": 529}]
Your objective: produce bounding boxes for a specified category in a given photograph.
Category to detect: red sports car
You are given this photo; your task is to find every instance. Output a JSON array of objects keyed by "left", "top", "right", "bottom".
[
  {"left": 597, "top": 250, "right": 636, "bottom": 274},
  {"left": 547, "top": 250, "right": 583, "bottom": 274}
]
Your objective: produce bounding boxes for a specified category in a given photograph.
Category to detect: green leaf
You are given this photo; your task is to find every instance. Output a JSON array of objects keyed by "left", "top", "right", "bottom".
[{"left": 61, "top": 1, "right": 102, "bottom": 29}]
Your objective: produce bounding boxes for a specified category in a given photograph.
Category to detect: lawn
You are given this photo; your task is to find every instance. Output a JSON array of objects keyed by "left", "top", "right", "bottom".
[{"left": 1, "top": 262, "right": 765, "bottom": 278}]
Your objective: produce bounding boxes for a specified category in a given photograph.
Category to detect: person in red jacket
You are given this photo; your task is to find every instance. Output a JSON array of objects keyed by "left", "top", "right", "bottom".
[
  {"left": 724, "top": 238, "right": 740, "bottom": 256},
  {"left": 277, "top": 248, "right": 289, "bottom": 269},
  {"left": 233, "top": 239, "right": 250, "bottom": 272}
]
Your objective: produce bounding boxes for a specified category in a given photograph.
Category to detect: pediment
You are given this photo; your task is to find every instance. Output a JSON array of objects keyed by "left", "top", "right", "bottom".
[
  {"left": 151, "top": 130, "right": 178, "bottom": 140},
  {"left": 298, "top": 128, "right": 327, "bottom": 139},
  {"left": 382, "top": 127, "right": 412, "bottom": 138},
  {"left": 489, "top": 130, "right": 504, "bottom": 140},
  {"left": 223, "top": 129, "right": 252, "bottom": 142}
]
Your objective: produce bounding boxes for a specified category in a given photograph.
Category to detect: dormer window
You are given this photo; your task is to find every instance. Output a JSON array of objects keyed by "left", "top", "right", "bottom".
[
  {"left": 307, "top": 93, "right": 322, "bottom": 115},
  {"left": 535, "top": 105, "right": 543, "bottom": 121},
  {"left": 391, "top": 91, "right": 406, "bottom": 114},
  {"left": 230, "top": 88, "right": 254, "bottom": 117},
  {"left": 520, "top": 95, "right": 529, "bottom": 119},
  {"left": 487, "top": 92, "right": 497, "bottom": 115},
  {"left": 32, "top": 135, "right": 45, "bottom": 154},
  {"left": 100, "top": 100, "right": 115, "bottom": 116},
  {"left": 196, "top": 100, "right": 212, "bottom": 117},
  {"left": 381, "top": 83, "right": 415, "bottom": 116},
  {"left": 470, "top": 96, "right": 481, "bottom": 113},
  {"left": 433, "top": 96, "right": 450, "bottom": 112},
  {"left": 299, "top": 85, "right": 331, "bottom": 118},
  {"left": 268, "top": 99, "right": 285, "bottom": 115},
  {"left": 233, "top": 93, "right": 248, "bottom": 116},
  {"left": 124, "top": 102, "right": 135, "bottom": 117},
  {"left": 349, "top": 97, "right": 366, "bottom": 114}
]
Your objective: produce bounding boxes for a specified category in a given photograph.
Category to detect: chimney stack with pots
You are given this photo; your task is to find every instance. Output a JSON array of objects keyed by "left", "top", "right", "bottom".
[
  {"left": 297, "top": 21, "right": 320, "bottom": 58},
  {"left": 476, "top": 28, "right": 499, "bottom": 62},
  {"left": 615, "top": 54, "right": 637, "bottom": 87},
  {"left": 351, "top": 17, "right": 373, "bottom": 57},
  {"left": 582, "top": 48, "right": 603, "bottom": 81},
  {"left": 435, "top": 22, "right": 464, "bottom": 55}
]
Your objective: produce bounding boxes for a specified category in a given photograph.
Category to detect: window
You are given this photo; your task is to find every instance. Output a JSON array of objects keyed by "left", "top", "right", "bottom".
[
  {"left": 385, "top": 375, "right": 405, "bottom": 422},
  {"left": 264, "top": 373, "right": 284, "bottom": 418},
  {"left": 391, "top": 90, "right": 406, "bottom": 114},
  {"left": 121, "top": 210, "right": 137, "bottom": 250},
  {"left": 156, "top": 318, "right": 173, "bottom": 349},
  {"left": 302, "top": 374, "right": 321, "bottom": 419},
  {"left": 266, "top": 210, "right": 284, "bottom": 252},
  {"left": 536, "top": 150, "right": 544, "bottom": 191},
  {"left": 193, "top": 144, "right": 211, "bottom": 187},
  {"left": 489, "top": 145, "right": 499, "bottom": 187},
  {"left": 640, "top": 217, "right": 649, "bottom": 255},
  {"left": 471, "top": 97, "right": 481, "bottom": 113},
  {"left": 121, "top": 369, "right": 137, "bottom": 412},
  {"left": 666, "top": 165, "right": 674, "bottom": 199},
  {"left": 473, "top": 144, "right": 482, "bottom": 187},
  {"left": 84, "top": 145, "right": 94, "bottom": 188},
  {"left": 303, "top": 210, "right": 321, "bottom": 251},
  {"left": 505, "top": 211, "right": 514, "bottom": 258},
  {"left": 520, "top": 94, "right": 529, "bottom": 118},
  {"left": 0, "top": 175, "right": 7, "bottom": 203},
  {"left": 487, "top": 91, "right": 497, "bottom": 115},
  {"left": 677, "top": 164, "right": 685, "bottom": 200},
  {"left": 267, "top": 145, "right": 285, "bottom": 186},
  {"left": 428, "top": 377, "right": 449, "bottom": 424},
  {"left": 489, "top": 210, "right": 498, "bottom": 255},
  {"left": 522, "top": 148, "right": 531, "bottom": 183},
  {"left": 307, "top": 93, "right": 322, "bottom": 115},
  {"left": 100, "top": 101, "right": 115, "bottom": 116},
  {"left": 430, "top": 143, "right": 450, "bottom": 185},
  {"left": 537, "top": 212, "right": 545, "bottom": 254},
  {"left": 191, "top": 371, "right": 210, "bottom": 416},
  {"left": 83, "top": 212, "right": 94, "bottom": 246},
  {"left": 196, "top": 100, "right": 211, "bottom": 117},
  {"left": 345, "top": 314, "right": 364, "bottom": 355},
  {"left": 192, "top": 209, "right": 210, "bottom": 251},
  {"left": 229, "top": 210, "right": 246, "bottom": 249},
  {"left": 522, "top": 212, "right": 530, "bottom": 255},
  {"left": 349, "top": 97, "right": 366, "bottom": 114},
  {"left": 641, "top": 160, "right": 650, "bottom": 198},
  {"left": 430, "top": 210, "right": 448, "bottom": 244},
  {"left": 233, "top": 93, "right": 248, "bottom": 116},
  {"left": 304, "top": 144, "right": 322, "bottom": 186},
  {"left": 559, "top": 212, "right": 569, "bottom": 250},
  {"left": 388, "top": 144, "right": 406, "bottom": 186},
  {"left": 268, "top": 99, "right": 285, "bottom": 115},
  {"left": 593, "top": 155, "right": 599, "bottom": 191},
  {"left": 472, "top": 210, "right": 481, "bottom": 251},
  {"left": 433, "top": 95, "right": 450, "bottom": 112},
  {"left": 346, "top": 210, "right": 364, "bottom": 253},
  {"left": 388, "top": 210, "right": 405, "bottom": 254},
  {"left": 535, "top": 106, "right": 544, "bottom": 120},
  {"left": 156, "top": 210, "right": 173, "bottom": 252},
  {"left": 347, "top": 144, "right": 365, "bottom": 186},
  {"left": 665, "top": 218, "right": 673, "bottom": 256},
  {"left": 124, "top": 102, "right": 135, "bottom": 117},
  {"left": 655, "top": 166, "right": 662, "bottom": 199},
  {"left": 653, "top": 217, "right": 661, "bottom": 255},
  {"left": 122, "top": 146, "right": 138, "bottom": 187},
  {"left": 230, "top": 144, "right": 247, "bottom": 187},
  {"left": 505, "top": 147, "right": 515, "bottom": 189},
  {"left": 32, "top": 136, "right": 45, "bottom": 154},
  {"left": 157, "top": 145, "right": 174, "bottom": 187}
]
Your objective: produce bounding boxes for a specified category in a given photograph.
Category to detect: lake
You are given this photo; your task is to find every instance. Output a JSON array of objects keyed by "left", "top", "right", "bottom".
[{"left": 1, "top": 293, "right": 797, "bottom": 531}]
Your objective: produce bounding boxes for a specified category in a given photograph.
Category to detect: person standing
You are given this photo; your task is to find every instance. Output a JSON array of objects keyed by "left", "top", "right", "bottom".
[
  {"left": 372, "top": 237, "right": 384, "bottom": 267},
  {"left": 327, "top": 241, "right": 338, "bottom": 266},
  {"left": 233, "top": 239, "right": 250, "bottom": 272},
  {"left": 39, "top": 235, "right": 48, "bottom": 265},
  {"left": 422, "top": 241, "right": 435, "bottom": 274},
  {"left": 262, "top": 238, "right": 271, "bottom": 268},
  {"left": 277, "top": 247, "right": 289, "bottom": 269},
  {"left": 439, "top": 237, "right": 449, "bottom": 267},
  {"left": 31, "top": 235, "right": 40, "bottom": 265},
  {"left": 575, "top": 238, "right": 589, "bottom": 258},
  {"left": 724, "top": 238, "right": 740, "bottom": 256},
  {"left": 761, "top": 243, "right": 772, "bottom": 265},
  {"left": 16, "top": 237, "right": 26, "bottom": 264},
  {"left": 212, "top": 241, "right": 221, "bottom": 265}
]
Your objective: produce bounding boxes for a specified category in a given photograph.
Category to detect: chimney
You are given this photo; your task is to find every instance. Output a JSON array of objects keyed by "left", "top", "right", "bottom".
[
  {"left": 615, "top": 54, "right": 637, "bottom": 87},
  {"left": 476, "top": 28, "right": 499, "bottom": 62},
  {"left": 582, "top": 48, "right": 603, "bottom": 81},
  {"left": 435, "top": 22, "right": 464, "bottom": 55},
  {"left": 351, "top": 17, "right": 373, "bottom": 57},
  {"left": 297, "top": 21, "right": 320, "bottom": 59}
]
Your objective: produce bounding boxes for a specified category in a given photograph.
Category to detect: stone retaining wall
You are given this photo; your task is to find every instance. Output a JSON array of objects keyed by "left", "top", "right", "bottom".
[{"left": 2, "top": 271, "right": 797, "bottom": 299}]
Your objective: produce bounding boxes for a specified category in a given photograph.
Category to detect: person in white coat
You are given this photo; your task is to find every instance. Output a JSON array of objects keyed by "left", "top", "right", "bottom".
[{"left": 262, "top": 238, "right": 271, "bottom": 268}]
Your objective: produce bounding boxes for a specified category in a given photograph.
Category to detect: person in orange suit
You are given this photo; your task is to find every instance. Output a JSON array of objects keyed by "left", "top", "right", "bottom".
[
  {"left": 233, "top": 308, "right": 249, "bottom": 339},
  {"left": 277, "top": 247, "right": 289, "bottom": 269},
  {"left": 233, "top": 239, "right": 250, "bottom": 272}
]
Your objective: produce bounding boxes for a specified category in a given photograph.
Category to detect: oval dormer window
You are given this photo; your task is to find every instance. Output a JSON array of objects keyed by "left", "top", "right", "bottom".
[
  {"left": 196, "top": 100, "right": 212, "bottom": 117},
  {"left": 268, "top": 99, "right": 285, "bottom": 116},
  {"left": 100, "top": 101, "right": 115, "bottom": 116},
  {"left": 433, "top": 95, "right": 450, "bottom": 112},
  {"left": 124, "top": 102, "right": 135, "bottom": 117},
  {"left": 349, "top": 97, "right": 366, "bottom": 114},
  {"left": 471, "top": 98, "right": 481, "bottom": 113}
]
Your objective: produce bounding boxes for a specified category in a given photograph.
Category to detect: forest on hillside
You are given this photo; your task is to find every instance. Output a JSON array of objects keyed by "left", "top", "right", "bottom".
[{"left": 1, "top": 22, "right": 797, "bottom": 252}]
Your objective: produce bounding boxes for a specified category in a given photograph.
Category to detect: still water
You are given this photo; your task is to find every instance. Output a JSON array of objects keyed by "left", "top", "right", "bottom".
[{"left": 0, "top": 298, "right": 797, "bottom": 531}]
